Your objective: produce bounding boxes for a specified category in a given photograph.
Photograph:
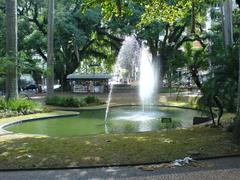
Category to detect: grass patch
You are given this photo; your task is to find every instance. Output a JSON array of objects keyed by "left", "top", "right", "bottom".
[
  {"left": 0, "top": 126, "right": 239, "bottom": 169},
  {"left": 159, "top": 101, "right": 191, "bottom": 107},
  {"left": 159, "top": 87, "right": 187, "bottom": 93}
]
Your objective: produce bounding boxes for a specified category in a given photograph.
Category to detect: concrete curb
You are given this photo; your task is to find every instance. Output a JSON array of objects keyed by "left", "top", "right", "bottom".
[{"left": 0, "top": 154, "right": 240, "bottom": 172}]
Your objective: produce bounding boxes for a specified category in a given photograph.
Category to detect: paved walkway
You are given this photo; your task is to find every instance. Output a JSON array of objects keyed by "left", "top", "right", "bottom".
[{"left": 0, "top": 157, "right": 240, "bottom": 180}]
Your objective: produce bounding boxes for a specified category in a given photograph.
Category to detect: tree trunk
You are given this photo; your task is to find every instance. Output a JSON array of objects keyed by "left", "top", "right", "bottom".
[
  {"left": 221, "top": 0, "right": 233, "bottom": 47},
  {"left": 208, "top": 97, "right": 216, "bottom": 126},
  {"left": 47, "top": 0, "right": 54, "bottom": 97},
  {"left": 214, "top": 96, "right": 223, "bottom": 126},
  {"left": 191, "top": 0, "right": 196, "bottom": 33},
  {"left": 237, "top": 49, "right": 240, "bottom": 115},
  {"left": 152, "top": 55, "right": 162, "bottom": 92},
  {"left": 237, "top": 3, "right": 240, "bottom": 116},
  {"left": 59, "top": 74, "right": 71, "bottom": 91},
  {"left": 5, "top": 0, "right": 18, "bottom": 100},
  {"left": 190, "top": 66, "right": 202, "bottom": 90}
]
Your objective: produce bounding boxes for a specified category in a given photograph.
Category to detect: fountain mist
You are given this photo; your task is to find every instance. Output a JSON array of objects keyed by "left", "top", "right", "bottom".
[
  {"left": 105, "top": 37, "right": 160, "bottom": 132},
  {"left": 139, "top": 45, "right": 156, "bottom": 110},
  {"left": 104, "top": 36, "right": 140, "bottom": 131}
]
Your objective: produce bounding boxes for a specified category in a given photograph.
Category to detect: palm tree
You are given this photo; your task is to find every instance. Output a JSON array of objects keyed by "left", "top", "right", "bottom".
[
  {"left": 5, "top": 0, "right": 18, "bottom": 100},
  {"left": 47, "top": 0, "right": 54, "bottom": 97},
  {"left": 199, "top": 47, "right": 238, "bottom": 126}
]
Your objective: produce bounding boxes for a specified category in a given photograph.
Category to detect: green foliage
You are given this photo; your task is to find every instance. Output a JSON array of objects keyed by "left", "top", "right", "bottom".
[
  {"left": 183, "top": 42, "right": 208, "bottom": 69},
  {"left": 24, "top": 30, "right": 47, "bottom": 49},
  {"left": 83, "top": 0, "right": 216, "bottom": 25},
  {"left": 159, "top": 87, "right": 186, "bottom": 93},
  {"left": 0, "top": 98, "right": 7, "bottom": 110},
  {"left": 46, "top": 96, "right": 80, "bottom": 107},
  {"left": 233, "top": 9, "right": 240, "bottom": 44},
  {"left": 0, "top": 98, "right": 40, "bottom": 118},
  {"left": 7, "top": 99, "right": 36, "bottom": 114},
  {"left": 46, "top": 95, "right": 103, "bottom": 107},
  {"left": 84, "top": 95, "right": 101, "bottom": 104},
  {"left": 198, "top": 46, "right": 238, "bottom": 112},
  {"left": 140, "top": 0, "right": 192, "bottom": 25},
  {"left": 78, "top": 98, "right": 87, "bottom": 107}
]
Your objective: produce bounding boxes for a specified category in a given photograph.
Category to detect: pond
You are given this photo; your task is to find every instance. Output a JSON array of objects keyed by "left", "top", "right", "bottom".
[{"left": 5, "top": 106, "right": 208, "bottom": 137}]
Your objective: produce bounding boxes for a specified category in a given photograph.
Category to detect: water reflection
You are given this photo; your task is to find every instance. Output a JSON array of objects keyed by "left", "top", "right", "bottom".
[{"left": 6, "top": 106, "right": 207, "bottom": 137}]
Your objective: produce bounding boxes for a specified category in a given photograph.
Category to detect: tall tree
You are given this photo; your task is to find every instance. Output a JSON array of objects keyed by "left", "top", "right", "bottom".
[
  {"left": 236, "top": 0, "right": 240, "bottom": 115},
  {"left": 5, "top": 0, "right": 18, "bottom": 100},
  {"left": 47, "top": 0, "right": 54, "bottom": 97}
]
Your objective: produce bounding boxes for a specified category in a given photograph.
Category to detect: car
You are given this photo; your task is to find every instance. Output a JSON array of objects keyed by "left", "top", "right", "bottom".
[{"left": 23, "top": 84, "right": 38, "bottom": 91}]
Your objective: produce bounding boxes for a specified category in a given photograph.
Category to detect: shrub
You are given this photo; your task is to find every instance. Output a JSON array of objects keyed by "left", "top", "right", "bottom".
[
  {"left": 78, "top": 98, "right": 87, "bottom": 107},
  {"left": 46, "top": 96, "right": 62, "bottom": 106},
  {"left": 7, "top": 98, "right": 36, "bottom": 114},
  {"left": 0, "top": 98, "right": 7, "bottom": 110},
  {"left": 0, "top": 98, "right": 41, "bottom": 118},
  {"left": 46, "top": 96, "right": 79, "bottom": 107},
  {"left": 0, "top": 110, "right": 19, "bottom": 118},
  {"left": 46, "top": 96, "right": 103, "bottom": 107},
  {"left": 84, "top": 96, "right": 101, "bottom": 104},
  {"left": 63, "top": 97, "right": 79, "bottom": 107}
]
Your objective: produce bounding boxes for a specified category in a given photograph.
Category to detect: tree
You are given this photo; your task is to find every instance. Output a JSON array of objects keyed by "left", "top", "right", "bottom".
[
  {"left": 235, "top": 0, "right": 240, "bottom": 115},
  {"left": 5, "top": 0, "right": 18, "bottom": 100},
  {"left": 47, "top": 0, "right": 54, "bottom": 97},
  {"left": 220, "top": 0, "right": 233, "bottom": 47},
  {"left": 198, "top": 46, "right": 238, "bottom": 125},
  {"left": 53, "top": 1, "right": 122, "bottom": 90},
  {"left": 84, "top": 0, "right": 216, "bottom": 89},
  {"left": 183, "top": 42, "right": 208, "bottom": 90},
  {"left": 9, "top": 0, "right": 121, "bottom": 90}
]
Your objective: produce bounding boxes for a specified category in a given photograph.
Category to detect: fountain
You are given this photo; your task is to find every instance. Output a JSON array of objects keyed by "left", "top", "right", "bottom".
[
  {"left": 105, "top": 36, "right": 159, "bottom": 122},
  {"left": 139, "top": 44, "right": 157, "bottom": 110},
  {"left": 4, "top": 40, "right": 210, "bottom": 137},
  {"left": 104, "top": 36, "right": 140, "bottom": 129}
]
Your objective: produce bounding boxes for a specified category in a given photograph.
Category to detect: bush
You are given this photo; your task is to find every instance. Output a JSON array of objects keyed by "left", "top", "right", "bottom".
[
  {"left": 62, "top": 97, "right": 79, "bottom": 107},
  {"left": 0, "top": 98, "right": 7, "bottom": 110},
  {"left": 46, "top": 96, "right": 79, "bottom": 107},
  {"left": 84, "top": 96, "right": 101, "bottom": 104},
  {"left": 0, "top": 98, "right": 41, "bottom": 118},
  {"left": 78, "top": 98, "right": 87, "bottom": 107},
  {"left": 46, "top": 96, "right": 103, "bottom": 107},
  {"left": 7, "top": 98, "right": 37, "bottom": 114}
]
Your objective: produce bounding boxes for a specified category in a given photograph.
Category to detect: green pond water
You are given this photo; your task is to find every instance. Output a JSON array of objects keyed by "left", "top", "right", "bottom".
[{"left": 5, "top": 106, "right": 208, "bottom": 137}]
